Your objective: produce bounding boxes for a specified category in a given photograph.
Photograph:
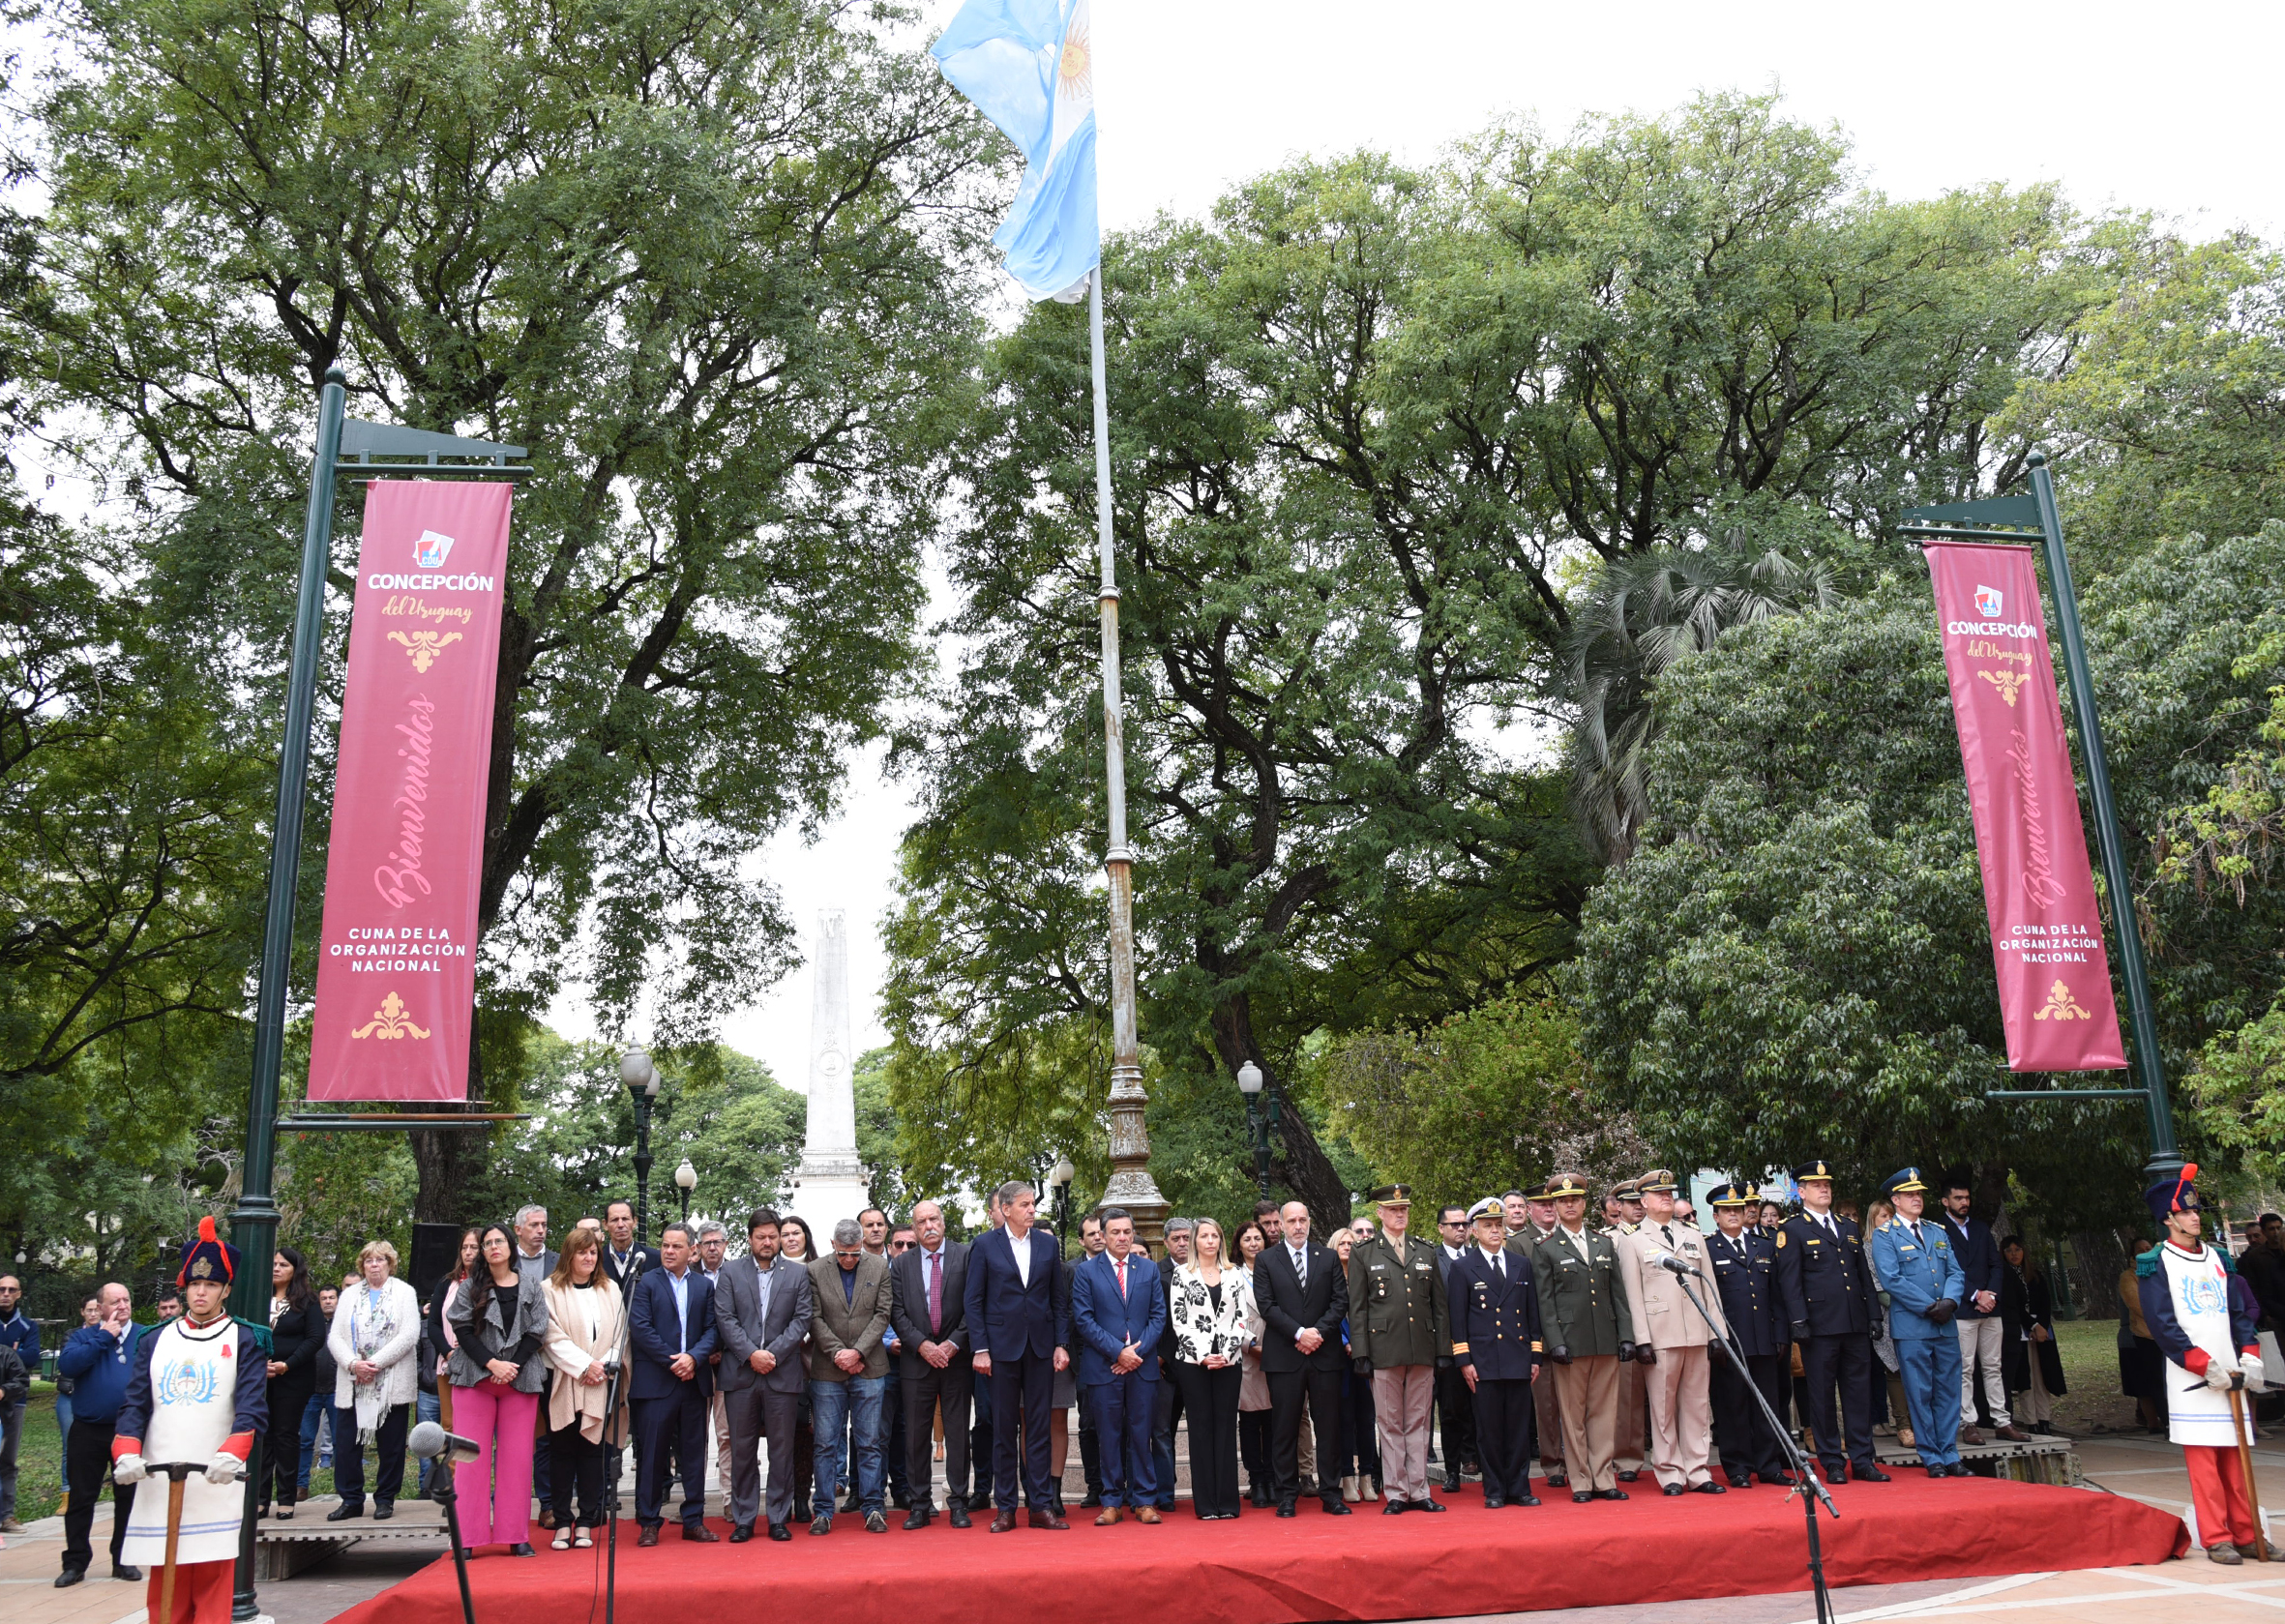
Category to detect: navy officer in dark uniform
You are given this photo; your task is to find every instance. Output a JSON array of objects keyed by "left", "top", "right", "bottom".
[
  {"left": 1448, "top": 1197, "right": 1543, "bottom": 1509},
  {"left": 1773, "top": 1161, "right": 1889, "bottom": 1485},
  {"left": 1704, "top": 1183, "right": 1793, "bottom": 1489}
]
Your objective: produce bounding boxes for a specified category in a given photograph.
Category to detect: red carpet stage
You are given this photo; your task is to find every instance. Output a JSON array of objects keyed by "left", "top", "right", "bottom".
[{"left": 334, "top": 1478, "right": 2186, "bottom": 1624}]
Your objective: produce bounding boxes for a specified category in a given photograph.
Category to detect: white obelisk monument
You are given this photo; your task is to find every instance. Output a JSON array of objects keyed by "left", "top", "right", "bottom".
[{"left": 792, "top": 910, "right": 869, "bottom": 1234}]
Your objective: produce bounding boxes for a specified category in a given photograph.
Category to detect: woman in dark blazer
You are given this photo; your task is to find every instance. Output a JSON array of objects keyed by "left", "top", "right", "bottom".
[
  {"left": 1999, "top": 1236, "right": 2067, "bottom": 1433},
  {"left": 261, "top": 1247, "right": 320, "bottom": 1519}
]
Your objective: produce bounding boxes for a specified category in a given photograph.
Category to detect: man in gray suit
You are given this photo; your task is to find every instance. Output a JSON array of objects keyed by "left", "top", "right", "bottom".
[
  {"left": 889, "top": 1199, "right": 972, "bottom": 1529},
  {"left": 715, "top": 1208, "right": 815, "bottom": 1542}
]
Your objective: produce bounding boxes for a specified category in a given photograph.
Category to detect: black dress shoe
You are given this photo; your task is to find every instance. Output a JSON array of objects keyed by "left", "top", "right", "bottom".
[
  {"left": 903, "top": 1506, "right": 933, "bottom": 1531},
  {"left": 1544, "top": 1472, "right": 1567, "bottom": 1489},
  {"left": 112, "top": 1563, "right": 144, "bottom": 1581},
  {"left": 1080, "top": 1491, "right": 1103, "bottom": 1508},
  {"left": 507, "top": 1543, "right": 535, "bottom": 1557},
  {"left": 1572, "top": 1491, "right": 1592, "bottom": 1504},
  {"left": 891, "top": 1490, "right": 912, "bottom": 1510},
  {"left": 1275, "top": 1501, "right": 1297, "bottom": 1518},
  {"left": 1691, "top": 1482, "right": 1726, "bottom": 1494},
  {"left": 1483, "top": 1494, "right": 1507, "bottom": 1509},
  {"left": 55, "top": 1569, "right": 85, "bottom": 1589},
  {"left": 1381, "top": 1499, "right": 1406, "bottom": 1515},
  {"left": 373, "top": 1502, "right": 395, "bottom": 1521},
  {"left": 969, "top": 1491, "right": 995, "bottom": 1512},
  {"left": 948, "top": 1503, "right": 971, "bottom": 1528},
  {"left": 729, "top": 1523, "right": 755, "bottom": 1543},
  {"left": 637, "top": 1526, "right": 660, "bottom": 1547},
  {"left": 1320, "top": 1497, "right": 1351, "bottom": 1515},
  {"left": 1593, "top": 1489, "right": 1629, "bottom": 1501},
  {"left": 1727, "top": 1475, "right": 1753, "bottom": 1490},
  {"left": 1762, "top": 1470, "right": 1797, "bottom": 1487},
  {"left": 1617, "top": 1469, "right": 1640, "bottom": 1483},
  {"left": 767, "top": 1521, "right": 790, "bottom": 1541},
  {"left": 1662, "top": 1483, "right": 1685, "bottom": 1496},
  {"left": 1850, "top": 1463, "right": 1891, "bottom": 1483},
  {"left": 1513, "top": 1493, "right": 1541, "bottom": 1508},
  {"left": 327, "top": 1503, "right": 365, "bottom": 1522},
  {"left": 1414, "top": 1498, "right": 1445, "bottom": 1512}
]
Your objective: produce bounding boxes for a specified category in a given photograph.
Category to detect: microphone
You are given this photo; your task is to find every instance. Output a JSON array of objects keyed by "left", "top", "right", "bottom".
[
  {"left": 407, "top": 1422, "right": 484, "bottom": 1466},
  {"left": 1657, "top": 1255, "right": 1705, "bottom": 1280}
]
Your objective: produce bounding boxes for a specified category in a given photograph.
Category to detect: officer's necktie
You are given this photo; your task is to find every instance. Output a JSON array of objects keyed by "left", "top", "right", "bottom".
[
  {"left": 1661, "top": 1224, "right": 1675, "bottom": 1246},
  {"left": 1294, "top": 1247, "right": 1307, "bottom": 1289}
]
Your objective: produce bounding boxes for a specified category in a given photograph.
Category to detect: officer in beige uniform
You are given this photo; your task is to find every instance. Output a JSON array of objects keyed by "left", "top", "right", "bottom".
[
  {"left": 1347, "top": 1185, "right": 1449, "bottom": 1514},
  {"left": 1603, "top": 1178, "right": 1651, "bottom": 1481},
  {"left": 1615, "top": 1170, "right": 1726, "bottom": 1495},
  {"left": 1531, "top": 1172, "right": 1637, "bottom": 1502}
]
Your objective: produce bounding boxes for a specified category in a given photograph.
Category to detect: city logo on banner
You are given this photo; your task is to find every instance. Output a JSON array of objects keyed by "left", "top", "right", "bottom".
[
  {"left": 416, "top": 529, "right": 457, "bottom": 568},
  {"left": 1975, "top": 585, "right": 2003, "bottom": 619}
]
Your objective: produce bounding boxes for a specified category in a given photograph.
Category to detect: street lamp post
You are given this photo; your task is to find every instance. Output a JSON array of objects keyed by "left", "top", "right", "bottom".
[
  {"left": 675, "top": 1159, "right": 697, "bottom": 1224},
  {"left": 1235, "top": 1061, "right": 1278, "bottom": 1201},
  {"left": 620, "top": 1049, "right": 664, "bottom": 1240},
  {"left": 1049, "top": 1157, "right": 1075, "bottom": 1258}
]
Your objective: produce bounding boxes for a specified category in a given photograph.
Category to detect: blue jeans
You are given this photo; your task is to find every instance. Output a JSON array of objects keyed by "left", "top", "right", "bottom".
[
  {"left": 415, "top": 1389, "right": 441, "bottom": 1491},
  {"left": 299, "top": 1395, "right": 341, "bottom": 1491},
  {"left": 809, "top": 1376, "right": 884, "bottom": 1518}
]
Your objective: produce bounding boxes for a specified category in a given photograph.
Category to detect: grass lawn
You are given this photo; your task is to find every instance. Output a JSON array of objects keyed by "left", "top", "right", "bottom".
[
  {"left": 2051, "top": 1315, "right": 2145, "bottom": 1435},
  {"left": 10, "top": 1384, "right": 346, "bottom": 1523}
]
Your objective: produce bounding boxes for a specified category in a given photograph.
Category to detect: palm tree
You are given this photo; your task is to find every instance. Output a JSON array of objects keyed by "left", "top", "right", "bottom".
[{"left": 1563, "top": 535, "right": 1837, "bottom": 862}]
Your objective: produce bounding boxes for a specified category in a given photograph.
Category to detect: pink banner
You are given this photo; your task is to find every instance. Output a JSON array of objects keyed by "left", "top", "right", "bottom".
[
  {"left": 308, "top": 482, "right": 512, "bottom": 1101},
  {"left": 1923, "top": 542, "right": 2125, "bottom": 1072}
]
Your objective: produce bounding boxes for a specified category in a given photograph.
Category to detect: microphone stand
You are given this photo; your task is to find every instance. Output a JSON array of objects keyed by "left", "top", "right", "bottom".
[
  {"left": 602, "top": 1255, "right": 641, "bottom": 1624},
  {"left": 1669, "top": 1260, "right": 1839, "bottom": 1624},
  {"left": 420, "top": 1447, "right": 480, "bottom": 1624}
]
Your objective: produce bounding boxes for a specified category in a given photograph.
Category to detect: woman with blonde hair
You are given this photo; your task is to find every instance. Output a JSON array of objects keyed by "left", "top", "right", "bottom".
[
  {"left": 542, "top": 1225, "right": 627, "bottom": 1547},
  {"left": 325, "top": 1239, "right": 421, "bottom": 1520},
  {"left": 1168, "top": 1217, "right": 1257, "bottom": 1520}
]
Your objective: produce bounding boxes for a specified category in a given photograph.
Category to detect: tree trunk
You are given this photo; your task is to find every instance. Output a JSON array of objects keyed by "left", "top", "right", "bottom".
[
  {"left": 2066, "top": 1226, "right": 2132, "bottom": 1320},
  {"left": 1209, "top": 994, "right": 1352, "bottom": 1238},
  {"left": 408, "top": 1023, "right": 490, "bottom": 1225}
]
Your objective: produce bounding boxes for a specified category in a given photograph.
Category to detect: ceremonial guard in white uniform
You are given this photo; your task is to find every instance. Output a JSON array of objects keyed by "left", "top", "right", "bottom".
[
  {"left": 2137, "top": 1166, "right": 2273, "bottom": 1563},
  {"left": 111, "top": 1219, "right": 269, "bottom": 1624}
]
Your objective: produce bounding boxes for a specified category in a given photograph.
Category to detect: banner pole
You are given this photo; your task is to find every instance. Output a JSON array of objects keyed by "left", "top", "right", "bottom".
[
  {"left": 230, "top": 362, "right": 346, "bottom": 1618},
  {"left": 1087, "top": 267, "right": 1167, "bottom": 1249},
  {"left": 2026, "top": 450, "right": 2181, "bottom": 1181}
]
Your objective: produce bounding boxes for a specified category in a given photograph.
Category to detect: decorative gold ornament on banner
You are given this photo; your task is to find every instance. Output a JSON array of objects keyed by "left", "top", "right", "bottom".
[
  {"left": 2032, "top": 980, "right": 2092, "bottom": 1021},
  {"left": 387, "top": 630, "right": 463, "bottom": 672},
  {"left": 351, "top": 990, "right": 431, "bottom": 1040},
  {"left": 1977, "top": 666, "right": 2032, "bottom": 706}
]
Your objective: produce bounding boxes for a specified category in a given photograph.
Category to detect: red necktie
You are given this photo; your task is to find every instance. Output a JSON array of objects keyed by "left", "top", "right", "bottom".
[
  {"left": 927, "top": 1249, "right": 942, "bottom": 1334},
  {"left": 1116, "top": 1259, "right": 1128, "bottom": 1300}
]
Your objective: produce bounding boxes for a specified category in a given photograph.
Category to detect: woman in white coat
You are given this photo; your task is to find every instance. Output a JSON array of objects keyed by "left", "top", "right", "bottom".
[
  {"left": 540, "top": 1226, "right": 629, "bottom": 1546},
  {"left": 325, "top": 1239, "right": 421, "bottom": 1519}
]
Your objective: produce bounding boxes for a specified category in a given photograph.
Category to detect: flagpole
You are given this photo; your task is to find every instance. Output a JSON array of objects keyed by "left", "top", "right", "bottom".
[{"left": 1088, "top": 265, "right": 1168, "bottom": 1250}]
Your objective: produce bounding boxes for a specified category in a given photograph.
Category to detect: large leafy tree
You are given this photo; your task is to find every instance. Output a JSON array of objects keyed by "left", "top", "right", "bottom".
[{"left": 33, "top": 0, "right": 1002, "bottom": 1215}]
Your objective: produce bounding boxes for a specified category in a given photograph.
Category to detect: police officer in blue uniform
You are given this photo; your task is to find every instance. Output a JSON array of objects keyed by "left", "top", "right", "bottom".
[
  {"left": 1704, "top": 1184, "right": 1793, "bottom": 1490},
  {"left": 1448, "top": 1197, "right": 1544, "bottom": 1509},
  {"left": 1774, "top": 1161, "right": 1889, "bottom": 1484},
  {"left": 1866, "top": 1167, "right": 1968, "bottom": 1477}
]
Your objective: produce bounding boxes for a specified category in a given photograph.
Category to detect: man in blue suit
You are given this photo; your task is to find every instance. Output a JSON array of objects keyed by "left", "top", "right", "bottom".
[
  {"left": 1867, "top": 1168, "right": 1967, "bottom": 1478},
  {"left": 964, "top": 1180, "right": 1070, "bottom": 1530},
  {"left": 628, "top": 1222, "right": 721, "bottom": 1543},
  {"left": 1070, "top": 1207, "right": 1164, "bottom": 1523}
]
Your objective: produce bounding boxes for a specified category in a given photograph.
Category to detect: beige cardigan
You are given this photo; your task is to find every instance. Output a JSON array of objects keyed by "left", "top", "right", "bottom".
[{"left": 542, "top": 1275, "right": 631, "bottom": 1443}]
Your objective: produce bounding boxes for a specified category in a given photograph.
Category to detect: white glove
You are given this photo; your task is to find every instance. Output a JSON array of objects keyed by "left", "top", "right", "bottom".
[
  {"left": 112, "top": 1454, "right": 148, "bottom": 1486},
  {"left": 204, "top": 1452, "right": 244, "bottom": 1486},
  {"left": 2207, "top": 1358, "right": 2241, "bottom": 1392},
  {"left": 2242, "top": 1352, "right": 2270, "bottom": 1394}
]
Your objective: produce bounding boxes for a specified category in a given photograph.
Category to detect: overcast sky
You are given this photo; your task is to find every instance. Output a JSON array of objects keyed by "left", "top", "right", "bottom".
[{"left": 582, "top": 0, "right": 2280, "bottom": 1093}]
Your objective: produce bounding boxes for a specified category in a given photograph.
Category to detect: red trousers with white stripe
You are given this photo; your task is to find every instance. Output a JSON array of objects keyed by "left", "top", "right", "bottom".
[{"left": 2187, "top": 1443, "right": 2259, "bottom": 1547}]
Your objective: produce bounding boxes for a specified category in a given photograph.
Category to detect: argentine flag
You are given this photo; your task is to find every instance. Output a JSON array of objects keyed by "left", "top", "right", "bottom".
[{"left": 932, "top": 0, "right": 1100, "bottom": 302}]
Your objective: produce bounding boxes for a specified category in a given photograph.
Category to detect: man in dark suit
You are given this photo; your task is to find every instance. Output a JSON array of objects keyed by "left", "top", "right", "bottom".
[
  {"left": 1070, "top": 1207, "right": 1164, "bottom": 1522},
  {"left": 890, "top": 1199, "right": 973, "bottom": 1529},
  {"left": 1449, "top": 1197, "right": 1543, "bottom": 1509},
  {"left": 964, "top": 1180, "right": 1070, "bottom": 1530},
  {"left": 1254, "top": 1199, "right": 1351, "bottom": 1518},
  {"left": 600, "top": 1199, "right": 657, "bottom": 1288},
  {"left": 1704, "top": 1183, "right": 1794, "bottom": 1490},
  {"left": 1774, "top": 1161, "right": 1889, "bottom": 1485},
  {"left": 715, "top": 1208, "right": 814, "bottom": 1542},
  {"left": 628, "top": 1222, "right": 722, "bottom": 1544}
]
